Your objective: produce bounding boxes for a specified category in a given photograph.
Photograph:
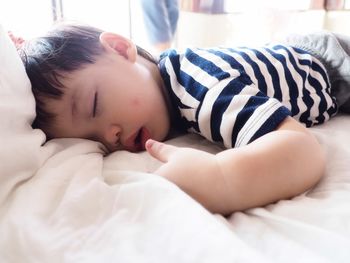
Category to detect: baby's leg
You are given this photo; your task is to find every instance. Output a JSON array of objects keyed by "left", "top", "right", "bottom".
[{"left": 286, "top": 31, "right": 350, "bottom": 112}]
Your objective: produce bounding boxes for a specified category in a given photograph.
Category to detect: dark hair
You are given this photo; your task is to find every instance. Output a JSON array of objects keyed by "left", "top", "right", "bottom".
[{"left": 19, "top": 22, "right": 156, "bottom": 132}]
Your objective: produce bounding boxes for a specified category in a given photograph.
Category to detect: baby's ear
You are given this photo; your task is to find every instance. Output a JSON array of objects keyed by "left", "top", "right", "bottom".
[{"left": 99, "top": 32, "right": 137, "bottom": 62}]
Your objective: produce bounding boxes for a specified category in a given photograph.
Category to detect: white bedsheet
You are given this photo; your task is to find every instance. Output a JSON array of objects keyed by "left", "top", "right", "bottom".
[
  {"left": 103, "top": 116, "right": 350, "bottom": 263},
  {"left": 1, "top": 24, "right": 350, "bottom": 262},
  {"left": 223, "top": 117, "right": 350, "bottom": 262},
  {"left": 2, "top": 117, "right": 349, "bottom": 263}
]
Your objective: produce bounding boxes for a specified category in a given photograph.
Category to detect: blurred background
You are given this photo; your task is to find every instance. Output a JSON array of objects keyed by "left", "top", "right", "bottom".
[{"left": 1, "top": 0, "right": 350, "bottom": 53}]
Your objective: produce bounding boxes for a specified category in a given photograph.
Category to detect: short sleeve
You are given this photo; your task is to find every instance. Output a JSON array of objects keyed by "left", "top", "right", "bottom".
[
  {"left": 196, "top": 79, "right": 291, "bottom": 148},
  {"left": 159, "top": 47, "right": 292, "bottom": 148}
]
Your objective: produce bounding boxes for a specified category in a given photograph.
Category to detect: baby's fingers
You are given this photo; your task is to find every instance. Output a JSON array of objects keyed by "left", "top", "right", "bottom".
[{"left": 145, "top": 139, "right": 178, "bottom": 163}]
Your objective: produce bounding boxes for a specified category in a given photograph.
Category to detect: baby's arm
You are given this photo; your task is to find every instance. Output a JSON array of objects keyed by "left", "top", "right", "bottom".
[{"left": 146, "top": 116, "right": 325, "bottom": 215}]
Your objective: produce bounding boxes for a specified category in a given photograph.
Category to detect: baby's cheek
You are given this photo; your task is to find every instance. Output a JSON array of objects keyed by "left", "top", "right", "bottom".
[{"left": 131, "top": 98, "right": 141, "bottom": 107}]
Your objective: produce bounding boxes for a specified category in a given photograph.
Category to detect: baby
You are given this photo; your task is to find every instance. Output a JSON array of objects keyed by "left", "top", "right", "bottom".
[{"left": 17, "top": 23, "right": 350, "bottom": 214}]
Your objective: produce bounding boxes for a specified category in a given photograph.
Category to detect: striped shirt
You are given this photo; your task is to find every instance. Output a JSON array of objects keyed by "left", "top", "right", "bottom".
[{"left": 158, "top": 45, "right": 338, "bottom": 148}]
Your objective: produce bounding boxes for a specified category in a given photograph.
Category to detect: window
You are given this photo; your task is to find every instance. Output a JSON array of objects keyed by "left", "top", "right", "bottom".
[
  {"left": 61, "top": 0, "right": 131, "bottom": 38},
  {"left": 0, "top": 0, "right": 52, "bottom": 38},
  {"left": 0, "top": 0, "right": 131, "bottom": 39}
]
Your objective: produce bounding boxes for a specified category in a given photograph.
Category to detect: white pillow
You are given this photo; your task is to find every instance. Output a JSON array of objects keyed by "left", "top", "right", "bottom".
[{"left": 0, "top": 25, "right": 46, "bottom": 203}]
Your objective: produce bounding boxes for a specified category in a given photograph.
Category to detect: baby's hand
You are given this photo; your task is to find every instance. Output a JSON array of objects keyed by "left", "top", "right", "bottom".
[
  {"left": 145, "top": 139, "right": 225, "bottom": 209},
  {"left": 145, "top": 139, "right": 219, "bottom": 179}
]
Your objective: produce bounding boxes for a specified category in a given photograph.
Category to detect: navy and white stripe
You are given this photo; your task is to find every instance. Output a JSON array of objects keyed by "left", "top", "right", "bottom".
[{"left": 158, "top": 45, "right": 338, "bottom": 148}]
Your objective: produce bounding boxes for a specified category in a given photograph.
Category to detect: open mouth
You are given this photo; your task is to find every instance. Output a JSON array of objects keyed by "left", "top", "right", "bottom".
[
  {"left": 125, "top": 127, "right": 151, "bottom": 152},
  {"left": 134, "top": 129, "right": 143, "bottom": 149}
]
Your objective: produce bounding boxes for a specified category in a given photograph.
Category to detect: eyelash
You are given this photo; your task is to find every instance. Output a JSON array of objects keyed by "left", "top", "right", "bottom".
[{"left": 93, "top": 92, "right": 99, "bottom": 117}]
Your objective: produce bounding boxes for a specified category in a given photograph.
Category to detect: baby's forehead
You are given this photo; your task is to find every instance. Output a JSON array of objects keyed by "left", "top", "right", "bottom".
[
  {"left": 56, "top": 51, "right": 113, "bottom": 94},
  {"left": 57, "top": 70, "right": 88, "bottom": 92}
]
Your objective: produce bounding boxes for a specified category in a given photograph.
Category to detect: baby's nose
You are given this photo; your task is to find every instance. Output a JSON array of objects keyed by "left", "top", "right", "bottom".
[{"left": 104, "top": 124, "right": 121, "bottom": 147}]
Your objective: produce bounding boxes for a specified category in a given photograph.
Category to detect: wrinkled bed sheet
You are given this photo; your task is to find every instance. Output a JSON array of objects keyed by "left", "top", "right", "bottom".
[{"left": 1, "top": 117, "right": 349, "bottom": 262}]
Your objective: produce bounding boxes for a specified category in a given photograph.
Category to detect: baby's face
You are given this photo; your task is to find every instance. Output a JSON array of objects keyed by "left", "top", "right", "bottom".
[{"left": 44, "top": 51, "right": 171, "bottom": 152}]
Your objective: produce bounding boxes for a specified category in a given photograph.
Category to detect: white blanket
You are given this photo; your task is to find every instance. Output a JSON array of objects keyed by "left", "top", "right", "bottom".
[{"left": 1, "top": 24, "right": 350, "bottom": 263}]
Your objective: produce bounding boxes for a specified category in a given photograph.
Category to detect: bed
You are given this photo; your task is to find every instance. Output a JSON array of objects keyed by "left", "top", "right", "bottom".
[{"left": 1, "top": 24, "right": 349, "bottom": 263}]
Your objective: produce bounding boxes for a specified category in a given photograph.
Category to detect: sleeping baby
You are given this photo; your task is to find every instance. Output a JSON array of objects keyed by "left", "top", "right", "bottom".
[{"left": 13, "top": 22, "right": 350, "bottom": 215}]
